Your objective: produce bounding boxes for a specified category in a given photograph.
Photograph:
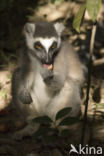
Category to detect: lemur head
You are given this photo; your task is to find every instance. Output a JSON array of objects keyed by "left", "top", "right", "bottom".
[{"left": 24, "top": 21, "right": 65, "bottom": 65}]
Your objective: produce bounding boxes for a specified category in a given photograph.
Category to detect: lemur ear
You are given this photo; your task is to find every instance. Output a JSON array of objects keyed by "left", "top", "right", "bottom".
[
  {"left": 54, "top": 22, "right": 65, "bottom": 36},
  {"left": 24, "top": 23, "right": 35, "bottom": 37}
]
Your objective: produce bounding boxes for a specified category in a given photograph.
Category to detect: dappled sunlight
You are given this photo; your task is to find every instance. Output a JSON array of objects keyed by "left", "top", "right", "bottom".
[
  {"left": 0, "top": 71, "right": 11, "bottom": 110},
  {"left": 35, "top": 2, "right": 80, "bottom": 22}
]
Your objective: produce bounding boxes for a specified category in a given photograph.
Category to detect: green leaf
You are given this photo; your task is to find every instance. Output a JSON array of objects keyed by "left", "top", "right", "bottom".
[
  {"left": 73, "top": 4, "right": 86, "bottom": 33},
  {"left": 55, "top": 107, "right": 72, "bottom": 120},
  {"left": 86, "top": 0, "right": 101, "bottom": 22},
  {"left": 59, "top": 116, "right": 79, "bottom": 126},
  {"left": 32, "top": 116, "right": 53, "bottom": 124}
]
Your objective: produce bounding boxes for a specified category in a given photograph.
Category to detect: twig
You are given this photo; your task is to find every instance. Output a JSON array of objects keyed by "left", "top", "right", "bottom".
[
  {"left": 81, "top": 24, "right": 97, "bottom": 146},
  {"left": 93, "top": 58, "right": 104, "bottom": 66}
]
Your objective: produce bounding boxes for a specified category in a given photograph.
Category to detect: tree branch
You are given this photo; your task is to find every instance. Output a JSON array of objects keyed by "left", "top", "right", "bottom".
[{"left": 81, "top": 24, "right": 97, "bottom": 145}]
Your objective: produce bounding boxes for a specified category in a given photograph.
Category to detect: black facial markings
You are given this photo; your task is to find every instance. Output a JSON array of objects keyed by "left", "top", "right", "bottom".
[
  {"left": 48, "top": 41, "right": 58, "bottom": 56},
  {"left": 50, "top": 41, "right": 57, "bottom": 50},
  {"left": 31, "top": 40, "right": 60, "bottom": 65},
  {"left": 34, "top": 41, "right": 43, "bottom": 50},
  {"left": 34, "top": 40, "right": 58, "bottom": 53}
]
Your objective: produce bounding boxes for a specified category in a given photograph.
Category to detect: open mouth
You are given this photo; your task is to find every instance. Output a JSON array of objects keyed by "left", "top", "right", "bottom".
[{"left": 43, "top": 64, "right": 53, "bottom": 70}]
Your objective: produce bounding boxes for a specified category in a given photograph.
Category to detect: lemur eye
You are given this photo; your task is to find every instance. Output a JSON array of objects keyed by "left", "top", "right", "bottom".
[
  {"left": 51, "top": 42, "right": 57, "bottom": 49},
  {"left": 34, "top": 42, "right": 42, "bottom": 50},
  {"left": 35, "top": 45, "right": 41, "bottom": 49}
]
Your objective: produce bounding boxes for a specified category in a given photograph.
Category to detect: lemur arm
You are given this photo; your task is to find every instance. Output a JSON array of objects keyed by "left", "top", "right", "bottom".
[{"left": 12, "top": 68, "right": 33, "bottom": 104}]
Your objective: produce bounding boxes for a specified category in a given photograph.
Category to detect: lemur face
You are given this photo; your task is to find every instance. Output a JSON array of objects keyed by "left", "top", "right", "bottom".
[
  {"left": 24, "top": 21, "right": 64, "bottom": 65},
  {"left": 33, "top": 37, "right": 59, "bottom": 65}
]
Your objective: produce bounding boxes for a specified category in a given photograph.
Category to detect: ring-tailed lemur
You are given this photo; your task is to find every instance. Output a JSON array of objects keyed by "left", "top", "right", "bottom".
[{"left": 12, "top": 21, "right": 85, "bottom": 139}]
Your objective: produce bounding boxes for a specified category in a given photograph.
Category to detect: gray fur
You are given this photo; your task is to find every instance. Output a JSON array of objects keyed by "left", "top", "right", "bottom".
[{"left": 12, "top": 21, "right": 85, "bottom": 139}]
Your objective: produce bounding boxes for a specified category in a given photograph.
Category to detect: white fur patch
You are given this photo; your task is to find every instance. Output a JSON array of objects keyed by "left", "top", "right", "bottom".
[
  {"left": 26, "top": 37, "right": 61, "bottom": 52},
  {"left": 30, "top": 73, "right": 52, "bottom": 114},
  {"left": 34, "top": 37, "right": 57, "bottom": 53}
]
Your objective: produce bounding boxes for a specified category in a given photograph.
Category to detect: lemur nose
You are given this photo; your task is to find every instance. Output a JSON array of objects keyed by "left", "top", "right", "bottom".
[{"left": 45, "top": 56, "right": 50, "bottom": 64}]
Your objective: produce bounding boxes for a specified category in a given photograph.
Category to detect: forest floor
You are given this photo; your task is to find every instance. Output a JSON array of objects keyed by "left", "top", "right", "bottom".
[{"left": 0, "top": 1, "right": 104, "bottom": 156}]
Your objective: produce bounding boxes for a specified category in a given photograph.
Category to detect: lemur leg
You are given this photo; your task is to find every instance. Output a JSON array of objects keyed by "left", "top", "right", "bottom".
[
  {"left": 12, "top": 118, "right": 39, "bottom": 140},
  {"left": 46, "top": 80, "right": 81, "bottom": 121}
]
